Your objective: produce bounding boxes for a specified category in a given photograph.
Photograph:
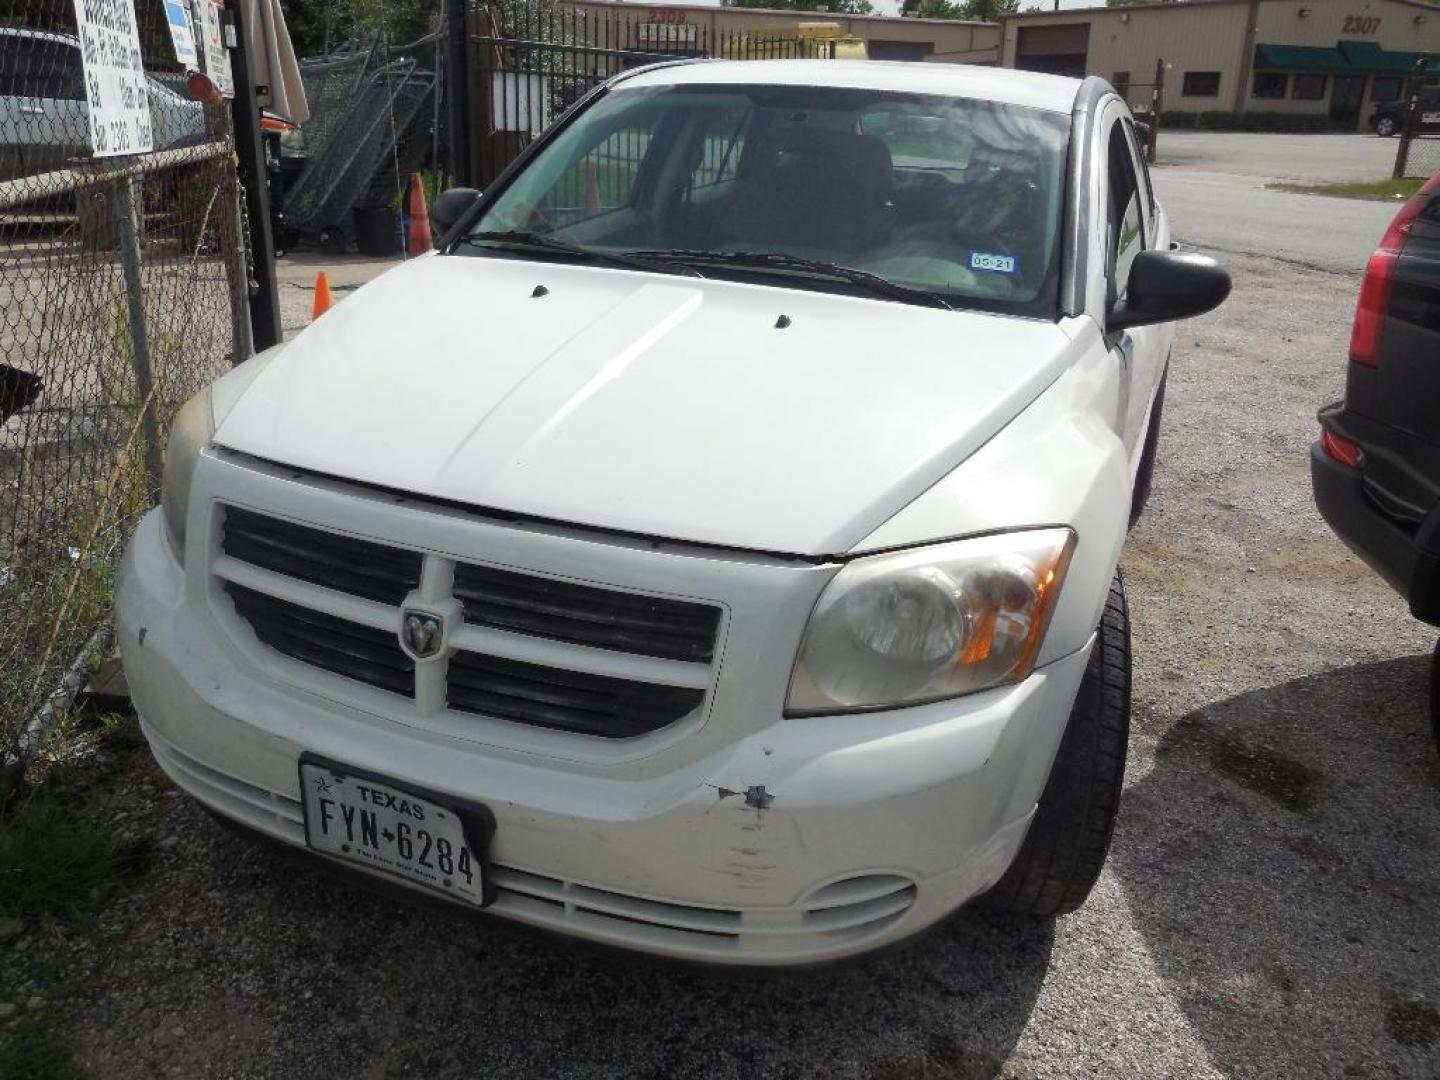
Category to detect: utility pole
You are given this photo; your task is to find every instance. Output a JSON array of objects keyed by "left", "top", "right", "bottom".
[{"left": 228, "top": 0, "right": 282, "bottom": 353}]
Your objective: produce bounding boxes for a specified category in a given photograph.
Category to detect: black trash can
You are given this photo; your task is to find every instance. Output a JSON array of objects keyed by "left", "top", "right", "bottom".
[{"left": 353, "top": 206, "right": 399, "bottom": 256}]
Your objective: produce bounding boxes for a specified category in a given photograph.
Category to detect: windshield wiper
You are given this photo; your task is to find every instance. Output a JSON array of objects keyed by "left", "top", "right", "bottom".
[
  {"left": 626, "top": 249, "right": 953, "bottom": 310},
  {"left": 465, "top": 231, "right": 702, "bottom": 277}
]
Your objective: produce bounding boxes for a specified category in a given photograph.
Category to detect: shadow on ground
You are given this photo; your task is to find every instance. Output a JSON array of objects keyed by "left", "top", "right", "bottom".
[
  {"left": 1111, "top": 655, "right": 1440, "bottom": 1079},
  {"left": 83, "top": 799, "right": 1055, "bottom": 1079}
]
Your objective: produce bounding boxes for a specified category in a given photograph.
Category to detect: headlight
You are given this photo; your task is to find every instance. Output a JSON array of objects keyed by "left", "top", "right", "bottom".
[
  {"left": 160, "top": 386, "right": 214, "bottom": 559},
  {"left": 786, "top": 528, "right": 1076, "bottom": 714}
]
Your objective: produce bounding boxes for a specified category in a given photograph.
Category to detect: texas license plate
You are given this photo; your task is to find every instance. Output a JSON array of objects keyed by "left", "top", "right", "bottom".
[{"left": 299, "top": 759, "right": 488, "bottom": 906}]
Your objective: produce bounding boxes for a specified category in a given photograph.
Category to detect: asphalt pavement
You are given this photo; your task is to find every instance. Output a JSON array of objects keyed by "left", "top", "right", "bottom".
[
  {"left": 7, "top": 133, "right": 1440, "bottom": 1080},
  {"left": 1153, "top": 133, "right": 1400, "bottom": 273}
]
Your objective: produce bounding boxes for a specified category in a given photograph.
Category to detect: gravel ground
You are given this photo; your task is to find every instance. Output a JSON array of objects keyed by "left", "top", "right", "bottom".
[{"left": 4, "top": 236, "right": 1440, "bottom": 1079}]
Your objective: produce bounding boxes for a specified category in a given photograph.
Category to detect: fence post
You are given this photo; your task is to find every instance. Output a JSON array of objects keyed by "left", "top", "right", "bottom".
[
  {"left": 1147, "top": 58, "right": 1165, "bottom": 164},
  {"left": 227, "top": 0, "right": 282, "bottom": 353},
  {"left": 446, "top": 0, "right": 473, "bottom": 187},
  {"left": 112, "top": 176, "right": 164, "bottom": 493},
  {"left": 1393, "top": 59, "right": 1426, "bottom": 181}
]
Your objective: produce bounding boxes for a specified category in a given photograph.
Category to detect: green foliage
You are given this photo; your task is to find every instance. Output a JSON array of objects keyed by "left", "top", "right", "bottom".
[
  {"left": 1267, "top": 177, "right": 1425, "bottom": 201},
  {"left": 0, "top": 787, "right": 121, "bottom": 925},
  {"left": 1162, "top": 109, "right": 1335, "bottom": 133},
  {"left": 721, "top": 0, "right": 876, "bottom": 14},
  {"left": 281, "top": 0, "right": 440, "bottom": 56},
  {"left": 903, "top": 0, "right": 1017, "bottom": 16},
  {"left": 0, "top": 1018, "right": 86, "bottom": 1080}
]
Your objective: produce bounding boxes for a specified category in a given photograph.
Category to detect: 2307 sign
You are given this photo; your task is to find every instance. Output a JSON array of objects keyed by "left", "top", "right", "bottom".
[{"left": 1342, "top": 15, "right": 1381, "bottom": 33}]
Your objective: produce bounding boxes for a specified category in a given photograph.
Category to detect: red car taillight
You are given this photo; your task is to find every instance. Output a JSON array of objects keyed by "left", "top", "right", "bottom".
[
  {"left": 1350, "top": 173, "right": 1440, "bottom": 365},
  {"left": 1320, "top": 428, "right": 1362, "bottom": 469}
]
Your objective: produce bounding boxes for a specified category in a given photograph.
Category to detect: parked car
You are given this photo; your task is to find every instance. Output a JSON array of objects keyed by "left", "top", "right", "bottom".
[
  {"left": 118, "top": 62, "right": 1228, "bottom": 966},
  {"left": 1370, "top": 87, "right": 1440, "bottom": 137},
  {"left": 1312, "top": 173, "right": 1440, "bottom": 743},
  {"left": 0, "top": 27, "right": 203, "bottom": 182}
]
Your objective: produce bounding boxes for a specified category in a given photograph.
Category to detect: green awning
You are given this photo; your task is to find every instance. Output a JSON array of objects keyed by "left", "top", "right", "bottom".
[{"left": 1254, "top": 40, "right": 1440, "bottom": 76}]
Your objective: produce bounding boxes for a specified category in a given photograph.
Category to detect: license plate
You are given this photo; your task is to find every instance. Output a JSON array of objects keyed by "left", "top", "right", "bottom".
[{"left": 299, "top": 758, "right": 489, "bottom": 906}]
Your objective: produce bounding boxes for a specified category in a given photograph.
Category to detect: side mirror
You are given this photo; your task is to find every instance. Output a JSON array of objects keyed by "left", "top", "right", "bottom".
[
  {"left": 430, "top": 187, "right": 482, "bottom": 244},
  {"left": 1108, "top": 249, "right": 1230, "bottom": 332}
]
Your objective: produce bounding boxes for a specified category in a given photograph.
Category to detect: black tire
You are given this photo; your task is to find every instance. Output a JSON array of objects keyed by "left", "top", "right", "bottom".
[
  {"left": 1129, "top": 370, "right": 1167, "bottom": 528},
  {"left": 1375, "top": 116, "right": 1398, "bottom": 138},
  {"left": 978, "top": 573, "right": 1131, "bottom": 917},
  {"left": 1429, "top": 639, "right": 1439, "bottom": 752}
]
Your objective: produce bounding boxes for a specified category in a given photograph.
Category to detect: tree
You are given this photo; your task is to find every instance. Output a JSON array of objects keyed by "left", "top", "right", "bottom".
[
  {"left": 721, "top": 0, "right": 876, "bottom": 14},
  {"left": 904, "top": 0, "right": 1018, "bottom": 18},
  {"left": 282, "top": 0, "right": 440, "bottom": 57}
]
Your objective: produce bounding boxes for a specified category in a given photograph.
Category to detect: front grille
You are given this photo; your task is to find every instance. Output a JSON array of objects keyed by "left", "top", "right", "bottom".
[
  {"left": 216, "top": 504, "right": 722, "bottom": 739},
  {"left": 452, "top": 563, "right": 721, "bottom": 663},
  {"left": 447, "top": 651, "right": 704, "bottom": 737},
  {"left": 222, "top": 507, "right": 422, "bottom": 605},
  {"left": 226, "top": 583, "right": 415, "bottom": 696}
]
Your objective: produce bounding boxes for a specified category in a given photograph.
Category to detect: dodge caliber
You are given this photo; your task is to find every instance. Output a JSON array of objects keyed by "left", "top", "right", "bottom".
[{"left": 118, "top": 61, "right": 1229, "bottom": 965}]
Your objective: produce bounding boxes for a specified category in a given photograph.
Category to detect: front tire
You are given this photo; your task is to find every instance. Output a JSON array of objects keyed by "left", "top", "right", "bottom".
[
  {"left": 1375, "top": 116, "right": 1398, "bottom": 137},
  {"left": 978, "top": 573, "right": 1131, "bottom": 917},
  {"left": 1429, "top": 639, "right": 1439, "bottom": 752}
]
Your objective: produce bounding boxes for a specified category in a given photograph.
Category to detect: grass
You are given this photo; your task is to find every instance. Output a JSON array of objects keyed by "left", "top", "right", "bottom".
[
  {"left": 0, "top": 708, "right": 150, "bottom": 925},
  {"left": 1266, "top": 177, "right": 1424, "bottom": 201},
  {"left": 0, "top": 1017, "right": 86, "bottom": 1080},
  {"left": 0, "top": 789, "right": 122, "bottom": 926}
]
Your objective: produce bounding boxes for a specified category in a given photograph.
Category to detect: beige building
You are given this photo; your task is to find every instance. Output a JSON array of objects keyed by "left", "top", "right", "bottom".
[
  {"left": 570, "top": 1, "right": 1000, "bottom": 64},
  {"left": 999, "top": 0, "right": 1440, "bottom": 128}
]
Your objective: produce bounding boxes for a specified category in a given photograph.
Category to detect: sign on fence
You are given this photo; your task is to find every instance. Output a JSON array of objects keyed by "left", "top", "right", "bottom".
[
  {"left": 72, "top": 0, "right": 154, "bottom": 157},
  {"left": 162, "top": 0, "right": 199, "bottom": 69},
  {"left": 491, "top": 72, "right": 549, "bottom": 133},
  {"left": 196, "top": 0, "right": 236, "bottom": 98}
]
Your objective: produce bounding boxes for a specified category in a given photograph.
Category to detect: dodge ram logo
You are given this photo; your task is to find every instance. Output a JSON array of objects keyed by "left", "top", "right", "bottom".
[{"left": 401, "top": 611, "right": 444, "bottom": 659}]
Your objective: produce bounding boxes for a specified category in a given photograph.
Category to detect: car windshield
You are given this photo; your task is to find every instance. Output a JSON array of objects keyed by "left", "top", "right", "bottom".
[{"left": 463, "top": 83, "right": 1070, "bottom": 317}]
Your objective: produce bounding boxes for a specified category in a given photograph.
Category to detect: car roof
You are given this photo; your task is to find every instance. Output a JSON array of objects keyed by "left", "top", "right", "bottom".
[
  {"left": 0, "top": 27, "right": 80, "bottom": 47},
  {"left": 617, "top": 60, "right": 1082, "bottom": 116}
]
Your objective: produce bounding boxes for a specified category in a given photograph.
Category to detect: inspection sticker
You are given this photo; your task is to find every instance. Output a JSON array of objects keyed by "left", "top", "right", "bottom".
[{"left": 969, "top": 251, "right": 1018, "bottom": 275}]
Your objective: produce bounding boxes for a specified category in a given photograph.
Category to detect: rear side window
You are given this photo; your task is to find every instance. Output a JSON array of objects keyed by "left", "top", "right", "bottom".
[
  {"left": 1107, "top": 122, "right": 1145, "bottom": 304},
  {"left": 0, "top": 37, "right": 85, "bottom": 100}
]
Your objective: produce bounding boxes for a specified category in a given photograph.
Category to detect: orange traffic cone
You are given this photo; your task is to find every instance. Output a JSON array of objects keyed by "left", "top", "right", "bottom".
[
  {"left": 311, "top": 271, "right": 334, "bottom": 320},
  {"left": 407, "top": 172, "right": 432, "bottom": 256},
  {"left": 584, "top": 159, "right": 601, "bottom": 214}
]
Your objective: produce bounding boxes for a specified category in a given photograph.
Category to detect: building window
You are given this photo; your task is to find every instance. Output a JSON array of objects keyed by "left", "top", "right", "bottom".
[
  {"left": 1252, "top": 71, "right": 1288, "bottom": 99},
  {"left": 1371, "top": 76, "right": 1402, "bottom": 102},
  {"left": 1112, "top": 71, "right": 1131, "bottom": 100},
  {"left": 1182, "top": 71, "right": 1221, "bottom": 97},
  {"left": 1292, "top": 73, "right": 1327, "bottom": 100}
]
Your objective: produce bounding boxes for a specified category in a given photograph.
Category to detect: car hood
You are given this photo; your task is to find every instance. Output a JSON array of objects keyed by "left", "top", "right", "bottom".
[{"left": 216, "top": 254, "right": 1076, "bottom": 555}]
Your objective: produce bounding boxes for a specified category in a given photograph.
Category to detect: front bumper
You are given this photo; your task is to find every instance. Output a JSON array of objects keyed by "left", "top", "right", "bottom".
[{"left": 119, "top": 502, "right": 1091, "bottom": 966}]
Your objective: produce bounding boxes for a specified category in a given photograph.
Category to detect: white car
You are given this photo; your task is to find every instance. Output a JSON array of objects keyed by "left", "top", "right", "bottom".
[
  {"left": 118, "top": 61, "right": 1228, "bottom": 966},
  {"left": 0, "top": 27, "right": 203, "bottom": 181}
]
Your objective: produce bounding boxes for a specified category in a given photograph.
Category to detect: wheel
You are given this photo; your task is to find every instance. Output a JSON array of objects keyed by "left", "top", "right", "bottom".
[
  {"left": 1430, "top": 639, "right": 1439, "bottom": 751},
  {"left": 1375, "top": 116, "right": 1398, "bottom": 138},
  {"left": 1129, "top": 369, "right": 1167, "bottom": 528},
  {"left": 977, "top": 572, "right": 1131, "bottom": 917}
]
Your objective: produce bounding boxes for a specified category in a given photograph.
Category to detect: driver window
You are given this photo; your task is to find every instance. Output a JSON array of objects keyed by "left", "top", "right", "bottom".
[{"left": 1107, "top": 121, "right": 1145, "bottom": 304}]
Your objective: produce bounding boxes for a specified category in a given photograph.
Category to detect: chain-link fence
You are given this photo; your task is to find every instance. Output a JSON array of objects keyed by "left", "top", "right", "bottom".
[
  {"left": 1391, "top": 70, "right": 1440, "bottom": 181},
  {"left": 1396, "top": 134, "right": 1440, "bottom": 181},
  {"left": 1, "top": 1, "right": 247, "bottom": 787}
]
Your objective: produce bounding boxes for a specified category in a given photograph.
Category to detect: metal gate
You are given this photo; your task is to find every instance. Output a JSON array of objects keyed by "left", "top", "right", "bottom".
[{"left": 450, "top": 2, "right": 837, "bottom": 190}]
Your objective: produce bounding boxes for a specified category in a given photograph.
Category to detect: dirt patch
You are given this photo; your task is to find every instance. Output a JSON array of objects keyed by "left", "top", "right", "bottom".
[
  {"left": 1384, "top": 999, "right": 1440, "bottom": 1049},
  {"left": 1208, "top": 738, "right": 1320, "bottom": 815}
]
